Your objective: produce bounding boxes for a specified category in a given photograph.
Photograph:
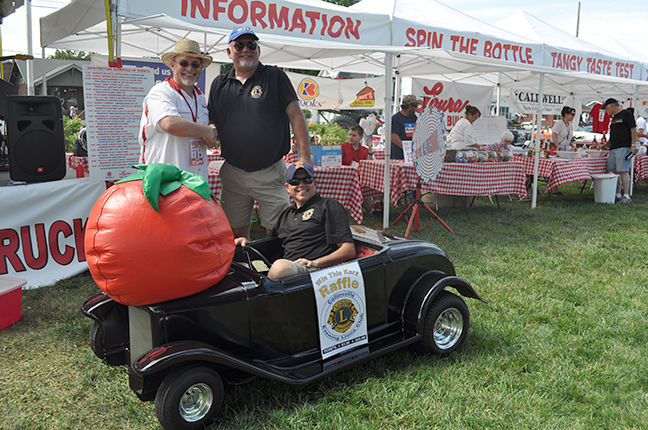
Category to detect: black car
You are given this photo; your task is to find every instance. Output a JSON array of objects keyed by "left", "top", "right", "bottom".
[{"left": 83, "top": 226, "right": 486, "bottom": 430}]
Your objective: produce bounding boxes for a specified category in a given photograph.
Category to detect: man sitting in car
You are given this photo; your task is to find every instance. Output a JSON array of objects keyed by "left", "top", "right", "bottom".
[{"left": 235, "top": 161, "right": 355, "bottom": 280}]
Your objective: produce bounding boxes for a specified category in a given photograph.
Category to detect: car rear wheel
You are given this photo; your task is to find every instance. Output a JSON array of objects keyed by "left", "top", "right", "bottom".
[
  {"left": 155, "top": 366, "right": 224, "bottom": 430},
  {"left": 417, "top": 291, "right": 469, "bottom": 356}
]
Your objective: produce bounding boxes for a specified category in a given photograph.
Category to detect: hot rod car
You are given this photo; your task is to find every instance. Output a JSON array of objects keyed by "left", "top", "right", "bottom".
[{"left": 82, "top": 226, "right": 486, "bottom": 430}]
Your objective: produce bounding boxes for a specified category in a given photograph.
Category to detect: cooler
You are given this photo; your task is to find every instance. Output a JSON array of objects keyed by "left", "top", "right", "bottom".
[{"left": 0, "top": 277, "right": 26, "bottom": 330}]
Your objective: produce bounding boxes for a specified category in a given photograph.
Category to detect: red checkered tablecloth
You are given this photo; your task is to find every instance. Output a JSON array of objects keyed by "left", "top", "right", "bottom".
[
  {"left": 512, "top": 155, "right": 604, "bottom": 191},
  {"left": 66, "top": 153, "right": 89, "bottom": 177},
  {"left": 209, "top": 164, "right": 363, "bottom": 224},
  {"left": 358, "top": 160, "right": 527, "bottom": 206},
  {"left": 210, "top": 150, "right": 299, "bottom": 165},
  {"left": 634, "top": 156, "right": 648, "bottom": 182}
]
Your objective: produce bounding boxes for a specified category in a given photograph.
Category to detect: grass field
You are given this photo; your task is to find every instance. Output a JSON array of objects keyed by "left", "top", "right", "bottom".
[{"left": 1, "top": 181, "right": 648, "bottom": 429}]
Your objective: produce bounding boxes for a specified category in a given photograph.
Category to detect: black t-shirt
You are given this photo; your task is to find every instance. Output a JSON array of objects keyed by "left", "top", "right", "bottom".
[
  {"left": 269, "top": 194, "right": 354, "bottom": 261},
  {"left": 208, "top": 63, "right": 298, "bottom": 171},
  {"left": 609, "top": 109, "right": 636, "bottom": 150}
]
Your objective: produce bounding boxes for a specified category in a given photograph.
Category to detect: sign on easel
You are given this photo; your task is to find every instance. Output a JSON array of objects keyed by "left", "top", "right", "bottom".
[
  {"left": 83, "top": 65, "right": 154, "bottom": 182},
  {"left": 472, "top": 115, "right": 507, "bottom": 145}
]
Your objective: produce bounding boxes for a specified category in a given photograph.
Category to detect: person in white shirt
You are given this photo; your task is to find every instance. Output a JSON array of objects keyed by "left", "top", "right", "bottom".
[
  {"left": 447, "top": 105, "right": 481, "bottom": 150},
  {"left": 551, "top": 106, "right": 576, "bottom": 151},
  {"left": 634, "top": 110, "right": 648, "bottom": 154},
  {"left": 139, "top": 39, "right": 218, "bottom": 180}
]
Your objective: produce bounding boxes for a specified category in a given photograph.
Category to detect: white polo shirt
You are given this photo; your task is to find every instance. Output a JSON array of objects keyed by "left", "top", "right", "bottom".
[{"left": 139, "top": 78, "right": 209, "bottom": 180}]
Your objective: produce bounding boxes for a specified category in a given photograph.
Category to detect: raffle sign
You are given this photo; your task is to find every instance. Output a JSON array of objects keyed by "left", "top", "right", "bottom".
[
  {"left": 311, "top": 261, "right": 368, "bottom": 360},
  {"left": 84, "top": 65, "right": 154, "bottom": 182}
]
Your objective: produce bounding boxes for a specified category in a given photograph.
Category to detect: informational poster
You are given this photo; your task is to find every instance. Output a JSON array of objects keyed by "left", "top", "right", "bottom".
[
  {"left": 311, "top": 261, "right": 368, "bottom": 360},
  {"left": 472, "top": 115, "right": 507, "bottom": 145},
  {"left": 83, "top": 65, "right": 154, "bottom": 182}
]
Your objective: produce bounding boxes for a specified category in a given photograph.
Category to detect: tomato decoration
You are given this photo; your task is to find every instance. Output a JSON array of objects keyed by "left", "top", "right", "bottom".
[{"left": 85, "top": 164, "right": 235, "bottom": 306}]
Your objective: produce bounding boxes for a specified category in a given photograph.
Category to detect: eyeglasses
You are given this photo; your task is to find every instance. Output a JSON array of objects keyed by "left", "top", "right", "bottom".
[
  {"left": 178, "top": 60, "right": 202, "bottom": 69},
  {"left": 233, "top": 40, "right": 258, "bottom": 51},
  {"left": 288, "top": 177, "right": 314, "bottom": 186}
]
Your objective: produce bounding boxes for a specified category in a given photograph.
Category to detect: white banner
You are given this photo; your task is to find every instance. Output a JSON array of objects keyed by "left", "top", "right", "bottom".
[
  {"left": 288, "top": 72, "right": 385, "bottom": 111},
  {"left": 411, "top": 78, "right": 492, "bottom": 129},
  {"left": 123, "top": 0, "right": 391, "bottom": 46},
  {"left": 311, "top": 261, "right": 368, "bottom": 360},
  {"left": 0, "top": 179, "right": 106, "bottom": 289},
  {"left": 84, "top": 65, "right": 154, "bottom": 182},
  {"left": 509, "top": 89, "right": 568, "bottom": 115}
]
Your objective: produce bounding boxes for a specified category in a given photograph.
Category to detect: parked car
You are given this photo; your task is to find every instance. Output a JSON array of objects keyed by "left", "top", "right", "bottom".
[
  {"left": 82, "top": 226, "right": 486, "bottom": 430},
  {"left": 573, "top": 125, "right": 606, "bottom": 142}
]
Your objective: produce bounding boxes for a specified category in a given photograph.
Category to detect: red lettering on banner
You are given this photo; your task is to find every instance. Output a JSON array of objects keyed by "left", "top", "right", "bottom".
[
  {"left": 0, "top": 219, "right": 87, "bottom": 275},
  {"left": 49, "top": 221, "right": 74, "bottom": 266},
  {"left": 181, "top": 0, "right": 362, "bottom": 40},
  {"left": 289, "top": 8, "right": 306, "bottom": 32},
  {"left": 484, "top": 40, "right": 533, "bottom": 64},
  {"left": 305, "top": 11, "right": 320, "bottom": 35},
  {"left": 405, "top": 28, "right": 416, "bottom": 47},
  {"left": 21, "top": 224, "right": 48, "bottom": 270},
  {"left": 328, "top": 15, "right": 344, "bottom": 38},
  {"left": 250, "top": 1, "right": 267, "bottom": 28},
  {"left": 421, "top": 83, "right": 469, "bottom": 114},
  {"left": 0, "top": 229, "right": 26, "bottom": 273},
  {"left": 228, "top": 0, "right": 248, "bottom": 23},
  {"left": 424, "top": 82, "right": 444, "bottom": 96}
]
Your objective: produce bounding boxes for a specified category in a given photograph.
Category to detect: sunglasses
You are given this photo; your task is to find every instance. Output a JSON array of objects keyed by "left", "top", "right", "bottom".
[
  {"left": 288, "top": 176, "right": 314, "bottom": 186},
  {"left": 233, "top": 40, "right": 258, "bottom": 51},
  {"left": 178, "top": 60, "right": 202, "bottom": 69}
]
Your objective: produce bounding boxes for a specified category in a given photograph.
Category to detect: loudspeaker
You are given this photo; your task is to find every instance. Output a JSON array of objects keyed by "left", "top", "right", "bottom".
[{"left": 6, "top": 96, "right": 66, "bottom": 182}]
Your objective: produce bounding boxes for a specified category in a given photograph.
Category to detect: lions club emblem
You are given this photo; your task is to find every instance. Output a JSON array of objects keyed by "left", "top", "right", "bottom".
[
  {"left": 327, "top": 299, "right": 358, "bottom": 333},
  {"left": 250, "top": 86, "right": 263, "bottom": 98},
  {"left": 302, "top": 208, "right": 314, "bottom": 221}
]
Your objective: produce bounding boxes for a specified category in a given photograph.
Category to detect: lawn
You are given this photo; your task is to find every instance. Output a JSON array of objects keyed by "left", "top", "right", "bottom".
[{"left": 1, "top": 181, "right": 647, "bottom": 429}]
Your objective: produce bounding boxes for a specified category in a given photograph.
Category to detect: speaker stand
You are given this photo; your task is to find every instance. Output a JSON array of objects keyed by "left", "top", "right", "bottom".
[{"left": 390, "top": 182, "right": 453, "bottom": 237}]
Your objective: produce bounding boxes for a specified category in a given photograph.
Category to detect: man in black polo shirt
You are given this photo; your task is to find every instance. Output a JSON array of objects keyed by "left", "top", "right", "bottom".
[
  {"left": 208, "top": 26, "right": 311, "bottom": 240},
  {"left": 601, "top": 98, "right": 637, "bottom": 204},
  {"left": 235, "top": 162, "right": 355, "bottom": 280}
]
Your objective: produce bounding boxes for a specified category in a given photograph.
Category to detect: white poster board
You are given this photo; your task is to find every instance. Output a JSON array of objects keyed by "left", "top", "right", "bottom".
[
  {"left": 0, "top": 179, "right": 106, "bottom": 289},
  {"left": 311, "top": 261, "right": 368, "bottom": 360},
  {"left": 472, "top": 115, "right": 507, "bottom": 145},
  {"left": 83, "top": 65, "right": 154, "bottom": 182},
  {"left": 402, "top": 140, "right": 413, "bottom": 163}
]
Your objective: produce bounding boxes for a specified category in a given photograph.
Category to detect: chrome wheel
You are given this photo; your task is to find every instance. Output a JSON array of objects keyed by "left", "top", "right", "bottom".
[
  {"left": 179, "top": 383, "right": 213, "bottom": 423},
  {"left": 433, "top": 307, "right": 464, "bottom": 350}
]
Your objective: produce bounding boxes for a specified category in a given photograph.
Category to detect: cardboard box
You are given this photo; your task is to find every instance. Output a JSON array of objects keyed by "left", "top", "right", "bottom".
[
  {"left": 306, "top": 145, "right": 342, "bottom": 167},
  {"left": 0, "top": 277, "right": 26, "bottom": 330}
]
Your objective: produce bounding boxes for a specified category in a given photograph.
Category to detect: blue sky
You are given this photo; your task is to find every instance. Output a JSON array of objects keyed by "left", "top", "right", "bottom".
[{"left": 1, "top": 0, "right": 646, "bottom": 59}]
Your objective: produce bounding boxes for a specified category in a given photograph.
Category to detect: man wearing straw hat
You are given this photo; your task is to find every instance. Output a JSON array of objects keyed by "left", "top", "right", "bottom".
[
  {"left": 208, "top": 26, "right": 311, "bottom": 241},
  {"left": 139, "top": 39, "right": 218, "bottom": 180}
]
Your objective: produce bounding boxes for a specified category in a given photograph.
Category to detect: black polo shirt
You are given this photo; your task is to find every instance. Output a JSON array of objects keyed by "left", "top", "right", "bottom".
[
  {"left": 269, "top": 194, "right": 354, "bottom": 261},
  {"left": 609, "top": 109, "right": 636, "bottom": 150},
  {"left": 208, "top": 63, "right": 297, "bottom": 171}
]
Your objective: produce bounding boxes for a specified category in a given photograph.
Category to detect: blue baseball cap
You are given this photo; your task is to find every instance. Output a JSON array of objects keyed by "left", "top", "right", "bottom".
[
  {"left": 286, "top": 161, "right": 315, "bottom": 181},
  {"left": 228, "top": 26, "right": 259, "bottom": 44}
]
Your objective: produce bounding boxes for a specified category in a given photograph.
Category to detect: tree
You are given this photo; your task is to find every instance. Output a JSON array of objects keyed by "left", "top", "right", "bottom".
[
  {"left": 48, "top": 50, "right": 95, "bottom": 61},
  {"left": 323, "top": 0, "right": 361, "bottom": 6}
]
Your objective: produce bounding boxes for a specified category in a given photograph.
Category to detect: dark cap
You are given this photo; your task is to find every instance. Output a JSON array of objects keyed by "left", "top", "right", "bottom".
[
  {"left": 602, "top": 98, "right": 618, "bottom": 109},
  {"left": 228, "top": 26, "right": 259, "bottom": 44},
  {"left": 286, "top": 161, "right": 315, "bottom": 181}
]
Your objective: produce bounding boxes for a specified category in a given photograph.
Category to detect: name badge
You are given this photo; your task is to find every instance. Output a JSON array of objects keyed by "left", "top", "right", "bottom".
[{"left": 190, "top": 139, "right": 203, "bottom": 166}]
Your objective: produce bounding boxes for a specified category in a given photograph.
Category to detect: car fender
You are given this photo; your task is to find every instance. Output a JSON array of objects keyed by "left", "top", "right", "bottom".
[
  {"left": 402, "top": 272, "right": 487, "bottom": 335},
  {"left": 81, "top": 293, "right": 129, "bottom": 355}
]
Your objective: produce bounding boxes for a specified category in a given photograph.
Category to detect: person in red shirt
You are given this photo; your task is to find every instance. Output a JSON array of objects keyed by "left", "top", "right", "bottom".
[{"left": 341, "top": 126, "right": 374, "bottom": 166}]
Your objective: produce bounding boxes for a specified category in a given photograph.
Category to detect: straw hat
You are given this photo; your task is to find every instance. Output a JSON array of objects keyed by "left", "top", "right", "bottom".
[{"left": 161, "top": 39, "right": 213, "bottom": 68}]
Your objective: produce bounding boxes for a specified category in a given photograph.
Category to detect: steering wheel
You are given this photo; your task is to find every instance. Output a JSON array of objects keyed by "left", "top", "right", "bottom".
[{"left": 242, "top": 245, "right": 272, "bottom": 273}]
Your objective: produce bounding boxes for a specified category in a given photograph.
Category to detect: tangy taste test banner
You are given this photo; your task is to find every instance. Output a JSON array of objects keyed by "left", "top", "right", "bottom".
[{"left": 123, "top": 0, "right": 642, "bottom": 80}]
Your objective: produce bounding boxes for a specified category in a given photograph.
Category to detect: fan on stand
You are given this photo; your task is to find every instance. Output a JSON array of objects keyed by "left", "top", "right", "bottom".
[{"left": 390, "top": 107, "right": 453, "bottom": 236}]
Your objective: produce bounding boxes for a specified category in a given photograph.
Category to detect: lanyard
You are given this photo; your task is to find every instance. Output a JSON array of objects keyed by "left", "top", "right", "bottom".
[{"left": 166, "top": 77, "right": 198, "bottom": 122}]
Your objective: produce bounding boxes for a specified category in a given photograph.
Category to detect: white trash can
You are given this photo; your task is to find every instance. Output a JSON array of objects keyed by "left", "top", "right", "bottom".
[{"left": 591, "top": 173, "right": 619, "bottom": 204}]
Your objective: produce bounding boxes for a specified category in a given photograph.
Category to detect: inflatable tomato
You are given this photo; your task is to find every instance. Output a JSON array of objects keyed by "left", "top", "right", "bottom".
[{"left": 85, "top": 164, "right": 234, "bottom": 306}]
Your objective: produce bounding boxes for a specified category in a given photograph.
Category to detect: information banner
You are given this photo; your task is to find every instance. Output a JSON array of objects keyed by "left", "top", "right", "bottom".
[
  {"left": 83, "top": 65, "right": 154, "bottom": 182},
  {"left": 509, "top": 89, "right": 567, "bottom": 115},
  {"left": 311, "top": 261, "right": 368, "bottom": 360},
  {"left": 288, "top": 72, "right": 385, "bottom": 111},
  {"left": 0, "top": 179, "right": 106, "bottom": 289}
]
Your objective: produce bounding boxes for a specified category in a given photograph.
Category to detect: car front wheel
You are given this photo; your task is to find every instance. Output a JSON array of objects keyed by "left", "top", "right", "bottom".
[
  {"left": 155, "top": 366, "right": 224, "bottom": 430},
  {"left": 417, "top": 290, "right": 469, "bottom": 356}
]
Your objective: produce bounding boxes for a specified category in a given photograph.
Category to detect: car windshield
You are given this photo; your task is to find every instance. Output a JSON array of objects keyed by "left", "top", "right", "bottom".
[{"left": 577, "top": 125, "right": 593, "bottom": 132}]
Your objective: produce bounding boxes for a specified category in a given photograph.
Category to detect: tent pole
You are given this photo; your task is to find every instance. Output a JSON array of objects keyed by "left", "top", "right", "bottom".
[
  {"left": 383, "top": 53, "right": 393, "bottom": 229},
  {"left": 531, "top": 73, "right": 545, "bottom": 209},
  {"left": 41, "top": 48, "right": 47, "bottom": 95},
  {"left": 26, "top": 0, "right": 34, "bottom": 95},
  {"left": 495, "top": 73, "right": 501, "bottom": 115},
  {"left": 115, "top": 6, "right": 122, "bottom": 59}
]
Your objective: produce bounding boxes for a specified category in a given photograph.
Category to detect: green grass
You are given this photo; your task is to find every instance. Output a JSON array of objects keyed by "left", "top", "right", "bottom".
[{"left": 2, "top": 181, "right": 648, "bottom": 429}]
